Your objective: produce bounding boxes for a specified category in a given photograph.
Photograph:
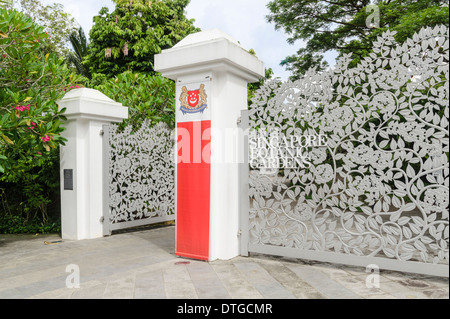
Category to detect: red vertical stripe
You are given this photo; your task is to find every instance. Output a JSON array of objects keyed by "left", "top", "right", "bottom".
[{"left": 176, "top": 120, "right": 211, "bottom": 261}]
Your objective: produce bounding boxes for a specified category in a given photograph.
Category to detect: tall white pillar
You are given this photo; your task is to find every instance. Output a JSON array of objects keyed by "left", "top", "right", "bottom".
[
  {"left": 58, "top": 88, "right": 128, "bottom": 240},
  {"left": 155, "top": 29, "right": 265, "bottom": 261}
]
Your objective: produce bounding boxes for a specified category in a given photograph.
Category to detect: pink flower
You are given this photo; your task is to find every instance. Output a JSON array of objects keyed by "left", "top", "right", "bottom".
[
  {"left": 42, "top": 135, "right": 51, "bottom": 142},
  {"left": 28, "top": 122, "right": 37, "bottom": 130},
  {"left": 64, "top": 85, "right": 82, "bottom": 91},
  {"left": 14, "top": 105, "right": 30, "bottom": 112}
]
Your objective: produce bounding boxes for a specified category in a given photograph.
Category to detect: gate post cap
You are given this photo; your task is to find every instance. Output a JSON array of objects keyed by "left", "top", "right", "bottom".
[
  {"left": 173, "top": 28, "right": 241, "bottom": 48},
  {"left": 155, "top": 28, "right": 265, "bottom": 83},
  {"left": 57, "top": 88, "right": 129, "bottom": 123}
]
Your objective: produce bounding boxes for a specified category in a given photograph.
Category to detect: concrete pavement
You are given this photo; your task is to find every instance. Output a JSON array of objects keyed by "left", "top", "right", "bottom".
[{"left": 0, "top": 226, "right": 448, "bottom": 299}]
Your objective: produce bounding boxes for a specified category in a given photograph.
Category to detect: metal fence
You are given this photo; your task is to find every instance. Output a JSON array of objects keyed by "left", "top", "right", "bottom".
[
  {"left": 241, "top": 25, "right": 449, "bottom": 277},
  {"left": 103, "top": 120, "right": 175, "bottom": 233}
]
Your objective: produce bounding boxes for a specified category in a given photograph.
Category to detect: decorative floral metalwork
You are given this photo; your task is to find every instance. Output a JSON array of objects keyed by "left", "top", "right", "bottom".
[
  {"left": 108, "top": 120, "right": 175, "bottom": 226},
  {"left": 248, "top": 26, "right": 449, "bottom": 265}
]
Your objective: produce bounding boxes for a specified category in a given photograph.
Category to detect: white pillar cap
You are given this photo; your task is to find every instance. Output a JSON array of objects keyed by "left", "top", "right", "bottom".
[
  {"left": 58, "top": 88, "right": 128, "bottom": 122},
  {"left": 155, "top": 29, "right": 265, "bottom": 82}
]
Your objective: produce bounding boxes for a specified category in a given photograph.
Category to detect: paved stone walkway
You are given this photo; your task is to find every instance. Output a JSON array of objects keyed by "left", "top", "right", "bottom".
[{"left": 0, "top": 226, "right": 448, "bottom": 299}]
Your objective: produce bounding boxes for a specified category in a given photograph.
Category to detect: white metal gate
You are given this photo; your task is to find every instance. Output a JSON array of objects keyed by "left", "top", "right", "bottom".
[
  {"left": 240, "top": 25, "right": 449, "bottom": 277},
  {"left": 103, "top": 120, "right": 175, "bottom": 234}
]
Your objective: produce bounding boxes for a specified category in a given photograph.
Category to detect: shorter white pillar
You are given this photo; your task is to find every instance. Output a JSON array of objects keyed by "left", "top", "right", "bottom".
[{"left": 58, "top": 88, "right": 128, "bottom": 240}]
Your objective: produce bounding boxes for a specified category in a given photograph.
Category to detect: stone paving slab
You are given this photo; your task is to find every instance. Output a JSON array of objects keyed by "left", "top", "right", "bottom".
[{"left": 0, "top": 226, "right": 448, "bottom": 299}]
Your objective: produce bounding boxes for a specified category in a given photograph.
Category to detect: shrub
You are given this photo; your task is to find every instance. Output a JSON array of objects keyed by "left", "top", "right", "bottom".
[{"left": 0, "top": 8, "right": 84, "bottom": 231}]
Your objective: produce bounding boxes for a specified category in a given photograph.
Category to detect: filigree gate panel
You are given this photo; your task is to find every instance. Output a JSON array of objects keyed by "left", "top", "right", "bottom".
[
  {"left": 104, "top": 120, "right": 175, "bottom": 233},
  {"left": 244, "top": 26, "right": 449, "bottom": 277}
]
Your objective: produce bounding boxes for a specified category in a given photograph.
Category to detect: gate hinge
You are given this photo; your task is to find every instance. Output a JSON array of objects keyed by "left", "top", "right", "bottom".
[
  {"left": 100, "top": 216, "right": 104, "bottom": 223},
  {"left": 237, "top": 229, "right": 242, "bottom": 237},
  {"left": 100, "top": 129, "right": 104, "bottom": 136},
  {"left": 237, "top": 117, "right": 242, "bottom": 125}
]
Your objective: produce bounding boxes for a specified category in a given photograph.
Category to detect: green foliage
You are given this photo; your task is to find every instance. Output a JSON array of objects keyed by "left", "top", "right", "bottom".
[
  {"left": 335, "top": 1, "right": 450, "bottom": 68},
  {"left": 248, "top": 67, "right": 275, "bottom": 106},
  {"left": 85, "top": 0, "right": 200, "bottom": 78},
  {"left": 0, "top": 8, "right": 85, "bottom": 179},
  {"left": 0, "top": 8, "right": 84, "bottom": 233},
  {"left": 14, "top": 0, "right": 78, "bottom": 57},
  {"left": 267, "top": 0, "right": 449, "bottom": 80},
  {"left": 247, "top": 48, "right": 275, "bottom": 105},
  {"left": 0, "top": 215, "right": 60, "bottom": 234},
  {"left": 90, "top": 71, "right": 176, "bottom": 129},
  {"left": 0, "top": 142, "right": 61, "bottom": 234},
  {"left": 67, "top": 26, "right": 91, "bottom": 79},
  {"left": 0, "top": 0, "right": 12, "bottom": 9},
  {"left": 280, "top": 48, "right": 329, "bottom": 80}
]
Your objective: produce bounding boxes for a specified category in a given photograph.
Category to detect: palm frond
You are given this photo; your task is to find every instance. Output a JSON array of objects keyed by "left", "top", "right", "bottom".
[{"left": 67, "top": 26, "right": 91, "bottom": 79}]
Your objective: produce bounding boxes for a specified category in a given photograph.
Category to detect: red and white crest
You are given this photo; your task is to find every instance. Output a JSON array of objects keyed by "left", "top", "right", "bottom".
[
  {"left": 188, "top": 90, "right": 200, "bottom": 108},
  {"left": 179, "top": 83, "right": 208, "bottom": 116}
]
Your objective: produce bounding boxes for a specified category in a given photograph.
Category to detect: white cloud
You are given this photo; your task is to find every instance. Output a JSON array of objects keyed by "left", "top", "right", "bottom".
[
  {"left": 186, "top": 0, "right": 304, "bottom": 80},
  {"left": 38, "top": 0, "right": 115, "bottom": 35}
]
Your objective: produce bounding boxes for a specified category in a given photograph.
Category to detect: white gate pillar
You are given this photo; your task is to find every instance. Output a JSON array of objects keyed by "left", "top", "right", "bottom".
[
  {"left": 58, "top": 88, "right": 128, "bottom": 240},
  {"left": 155, "top": 29, "right": 265, "bottom": 261}
]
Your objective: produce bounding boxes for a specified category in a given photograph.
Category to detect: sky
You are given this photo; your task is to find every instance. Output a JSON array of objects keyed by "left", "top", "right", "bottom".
[{"left": 35, "top": 0, "right": 338, "bottom": 80}]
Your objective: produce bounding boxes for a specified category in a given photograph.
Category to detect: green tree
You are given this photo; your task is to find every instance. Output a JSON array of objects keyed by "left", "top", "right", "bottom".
[
  {"left": 67, "top": 26, "right": 91, "bottom": 79},
  {"left": 267, "top": 0, "right": 449, "bottom": 80},
  {"left": 13, "top": 0, "right": 78, "bottom": 57},
  {"left": 85, "top": 0, "right": 200, "bottom": 78}
]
